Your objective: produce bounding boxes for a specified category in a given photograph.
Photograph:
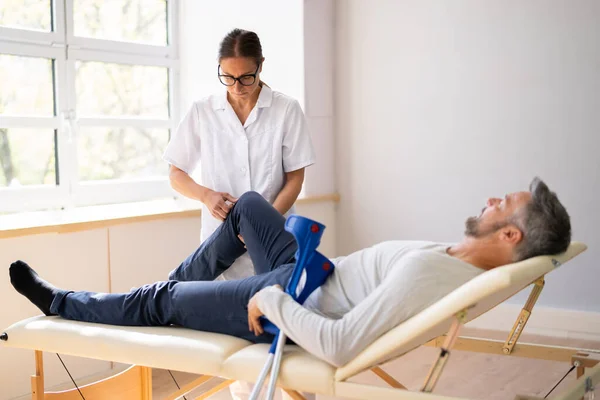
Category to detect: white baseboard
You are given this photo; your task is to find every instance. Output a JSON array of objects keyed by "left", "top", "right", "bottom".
[{"left": 465, "top": 303, "right": 600, "bottom": 342}]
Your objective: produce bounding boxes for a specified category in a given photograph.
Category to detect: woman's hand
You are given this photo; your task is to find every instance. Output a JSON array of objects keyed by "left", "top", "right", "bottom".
[
  {"left": 204, "top": 190, "right": 237, "bottom": 221},
  {"left": 247, "top": 285, "right": 283, "bottom": 336},
  {"left": 238, "top": 234, "right": 245, "bottom": 248}
]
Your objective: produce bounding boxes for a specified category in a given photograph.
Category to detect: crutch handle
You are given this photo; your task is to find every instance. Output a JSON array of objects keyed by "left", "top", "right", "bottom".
[{"left": 261, "top": 215, "right": 335, "bottom": 336}]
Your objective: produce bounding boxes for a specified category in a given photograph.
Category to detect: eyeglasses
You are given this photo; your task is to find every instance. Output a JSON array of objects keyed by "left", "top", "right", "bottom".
[{"left": 218, "top": 63, "right": 260, "bottom": 86}]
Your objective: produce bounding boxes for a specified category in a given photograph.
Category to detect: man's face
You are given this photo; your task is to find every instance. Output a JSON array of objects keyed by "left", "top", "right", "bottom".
[{"left": 465, "top": 191, "right": 532, "bottom": 238}]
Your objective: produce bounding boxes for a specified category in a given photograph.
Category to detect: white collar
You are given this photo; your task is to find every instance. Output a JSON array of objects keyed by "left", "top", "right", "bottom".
[{"left": 212, "top": 84, "right": 273, "bottom": 111}]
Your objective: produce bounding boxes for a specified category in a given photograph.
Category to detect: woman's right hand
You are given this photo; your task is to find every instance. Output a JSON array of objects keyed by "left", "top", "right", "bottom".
[{"left": 204, "top": 189, "right": 238, "bottom": 221}]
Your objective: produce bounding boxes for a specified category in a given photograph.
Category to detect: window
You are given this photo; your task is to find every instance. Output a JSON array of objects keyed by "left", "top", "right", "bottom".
[{"left": 0, "top": 0, "right": 178, "bottom": 213}]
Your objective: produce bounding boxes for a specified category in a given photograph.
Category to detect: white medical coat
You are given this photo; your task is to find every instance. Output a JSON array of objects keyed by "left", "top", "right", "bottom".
[{"left": 163, "top": 86, "right": 315, "bottom": 279}]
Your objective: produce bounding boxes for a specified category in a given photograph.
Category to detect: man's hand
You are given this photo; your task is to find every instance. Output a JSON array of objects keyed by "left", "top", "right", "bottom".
[
  {"left": 247, "top": 285, "right": 283, "bottom": 336},
  {"left": 204, "top": 190, "right": 237, "bottom": 221}
]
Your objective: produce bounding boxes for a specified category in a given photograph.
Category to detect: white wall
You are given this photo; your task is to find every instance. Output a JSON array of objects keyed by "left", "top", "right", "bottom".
[
  {"left": 335, "top": 0, "right": 600, "bottom": 312},
  {"left": 0, "top": 202, "right": 337, "bottom": 400},
  {"left": 303, "top": 0, "right": 336, "bottom": 196}
]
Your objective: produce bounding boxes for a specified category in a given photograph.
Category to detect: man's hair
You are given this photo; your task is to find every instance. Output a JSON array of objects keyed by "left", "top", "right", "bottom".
[{"left": 513, "top": 177, "right": 571, "bottom": 261}]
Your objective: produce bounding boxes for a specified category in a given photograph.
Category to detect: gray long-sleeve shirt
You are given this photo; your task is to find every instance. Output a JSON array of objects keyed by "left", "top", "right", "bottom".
[{"left": 256, "top": 241, "right": 483, "bottom": 367}]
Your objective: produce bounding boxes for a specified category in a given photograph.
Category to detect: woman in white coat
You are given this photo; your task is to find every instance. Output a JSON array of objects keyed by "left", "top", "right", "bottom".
[{"left": 164, "top": 28, "right": 315, "bottom": 281}]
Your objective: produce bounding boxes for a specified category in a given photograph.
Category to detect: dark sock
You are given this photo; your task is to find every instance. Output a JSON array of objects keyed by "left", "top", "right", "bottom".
[{"left": 9, "top": 260, "right": 59, "bottom": 316}]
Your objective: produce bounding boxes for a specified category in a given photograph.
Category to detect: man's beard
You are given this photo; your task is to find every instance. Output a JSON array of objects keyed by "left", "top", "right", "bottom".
[
  {"left": 464, "top": 216, "right": 508, "bottom": 238},
  {"left": 464, "top": 216, "right": 481, "bottom": 237}
]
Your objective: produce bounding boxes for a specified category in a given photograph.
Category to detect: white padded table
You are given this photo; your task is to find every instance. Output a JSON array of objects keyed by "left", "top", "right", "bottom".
[{"left": 2, "top": 242, "right": 588, "bottom": 400}]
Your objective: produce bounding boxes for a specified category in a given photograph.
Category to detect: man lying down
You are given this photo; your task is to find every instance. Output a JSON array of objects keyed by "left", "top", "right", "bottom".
[{"left": 9, "top": 177, "right": 571, "bottom": 367}]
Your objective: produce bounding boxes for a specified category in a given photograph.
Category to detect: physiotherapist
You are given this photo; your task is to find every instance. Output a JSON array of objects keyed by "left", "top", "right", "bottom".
[{"left": 163, "top": 28, "right": 315, "bottom": 281}]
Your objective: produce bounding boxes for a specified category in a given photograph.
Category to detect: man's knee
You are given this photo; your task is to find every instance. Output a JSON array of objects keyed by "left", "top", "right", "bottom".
[{"left": 234, "top": 191, "right": 268, "bottom": 213}]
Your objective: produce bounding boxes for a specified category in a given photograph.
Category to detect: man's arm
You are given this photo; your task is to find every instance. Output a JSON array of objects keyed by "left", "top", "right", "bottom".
[{"left": 253, "top": 257, "right": 434, "bottom": 367}]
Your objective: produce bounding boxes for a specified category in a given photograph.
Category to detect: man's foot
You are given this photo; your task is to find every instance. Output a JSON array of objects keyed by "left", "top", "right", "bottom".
[{"left": 9, "top": 260, "right": 58, "bottom": 316}]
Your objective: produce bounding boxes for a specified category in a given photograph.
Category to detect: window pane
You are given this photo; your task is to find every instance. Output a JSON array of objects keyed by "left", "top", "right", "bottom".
[
  {"left": 0, "top": 54, "right": 54, "bottom": 116},
  {"left": 76, "top": 61, "right": 168, "bottom": 117},
  {"left": 0, "top": 128, "right": 57, "bottom": 187},
  {"left": 78, "top": 127, "right": 168, "bottom": 181},
  {"left": 74, "top": 0, "right": 167, "bottom": 45},
  {"left": 0, "top": 0, "right": 51, "bottom": 31}
]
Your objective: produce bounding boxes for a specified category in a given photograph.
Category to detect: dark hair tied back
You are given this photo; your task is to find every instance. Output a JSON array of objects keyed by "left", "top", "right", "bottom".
[{"left": 219, "top": 28, "right": 263, "bottom": 66}]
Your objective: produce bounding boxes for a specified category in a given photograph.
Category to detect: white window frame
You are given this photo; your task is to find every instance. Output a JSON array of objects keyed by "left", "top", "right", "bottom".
[
  {"left": 0, "top": 0, "right": 65, "bottom": 46},
  {"left": 0, "top": 0, "right": 179, "bottom": 213},
  {"left": 0, "top": 41, "right": 69, "bottom": 212}
]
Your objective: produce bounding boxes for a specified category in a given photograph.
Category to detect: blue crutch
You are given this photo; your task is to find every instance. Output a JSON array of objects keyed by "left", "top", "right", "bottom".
[{"left": 248, "top": 215, "right": 335, "bottom": 400}]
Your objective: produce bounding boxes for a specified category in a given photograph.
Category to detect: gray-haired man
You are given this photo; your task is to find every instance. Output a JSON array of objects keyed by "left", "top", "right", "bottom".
[{"left": 9, "top": 177, "right": 570, "bottom": 367}]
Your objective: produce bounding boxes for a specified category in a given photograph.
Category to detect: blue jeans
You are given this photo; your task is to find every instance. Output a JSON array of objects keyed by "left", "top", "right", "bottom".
[{"left": 49, "top": 192, "right": 298, "bottom": 343}]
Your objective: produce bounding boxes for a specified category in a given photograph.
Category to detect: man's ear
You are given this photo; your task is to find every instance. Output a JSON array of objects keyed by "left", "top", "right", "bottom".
[{"left": 501, "top": 225, "right": 523, "bottom": 245}]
